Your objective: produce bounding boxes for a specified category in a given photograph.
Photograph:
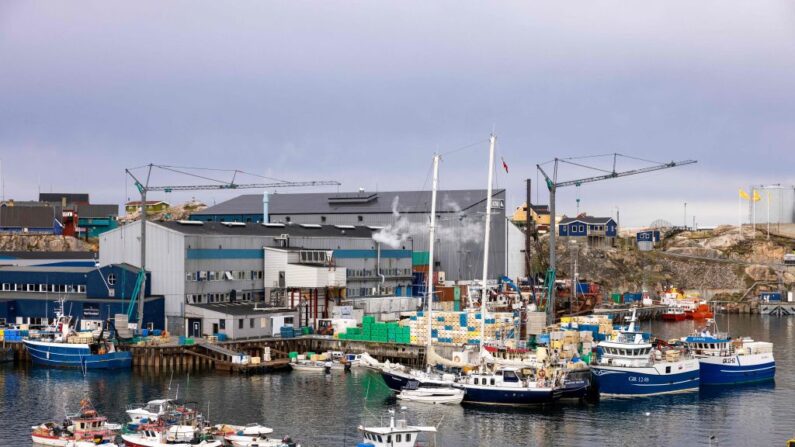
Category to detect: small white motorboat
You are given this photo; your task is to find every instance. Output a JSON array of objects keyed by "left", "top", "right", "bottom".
[
  {"left": 289, "top": 360, "right": 345, "bottom": 373},
  {"left": 396, "top": 381, "right": 464, "bottom": 405},
  {"left": 359, "top": 409, "right": 438, "bottom": 447}
]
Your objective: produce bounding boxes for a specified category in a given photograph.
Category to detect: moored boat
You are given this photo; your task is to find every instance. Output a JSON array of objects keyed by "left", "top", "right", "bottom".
[
  {"left": 358, "top": 409, "right": 437, "bottom": 447},
  {"left": 682, "top": 319, "right": 775, "bottom": 386},
  {"left": 661, "top": 307, "right": 686, "bottom": 321},
  {"left": 31, "top": 399, "right": 119, "bottom": 446},
  {"left": 396, "top": 380, "right": 464, "bottom": 405},
  {"left": 121, "top": 425, "right": 222, "bottom": 447},
  {"left": 23, "top": 297, "right": 131, "bottom": 370},
  {"left": 591, "top": 309, "right": 700, "bottom": 397},
  {"left": 457, "top": 366, "right": 564, "bottom": 406}
]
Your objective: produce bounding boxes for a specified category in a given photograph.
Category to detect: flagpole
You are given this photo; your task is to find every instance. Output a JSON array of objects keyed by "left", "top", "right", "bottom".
[
  {"left": 738, "top": 189, "right": 742, "bottom": 239},
  {"left": 752, "top": 188, "right": 756, "bottom": 238},
  {"left": 767, "top": 190, "right": 770, "bottom": 240}
]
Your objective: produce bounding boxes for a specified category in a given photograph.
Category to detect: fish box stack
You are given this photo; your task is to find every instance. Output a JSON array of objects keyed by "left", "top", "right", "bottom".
[
  {"left": 404, "top": 310, "right": 515, "bottom": 346},
  {"left": 337, "top": 316, "right": 411, "bottom": 344}
]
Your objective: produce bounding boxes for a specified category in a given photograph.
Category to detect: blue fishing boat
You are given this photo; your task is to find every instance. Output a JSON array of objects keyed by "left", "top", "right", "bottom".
[
  {"left": 591, "top": 309, "right": 699, "bottom": 397},
  {"left": 682, "top": 319, "right": 775, "bottom": 386},
  {"left": 22, "top": 297, "right": 131, "bottom": 370}
]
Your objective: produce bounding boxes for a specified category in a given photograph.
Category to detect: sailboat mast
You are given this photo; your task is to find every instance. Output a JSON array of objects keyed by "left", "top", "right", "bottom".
[
  {"left": 426, "top": 154, "right": 441, "bottom": 363},
  {"left": 480, "top": 134, "right": 496, "bottom": 353}
]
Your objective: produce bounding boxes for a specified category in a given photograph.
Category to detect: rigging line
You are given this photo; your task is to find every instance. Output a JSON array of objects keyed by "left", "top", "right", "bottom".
[
  {"left": 560, "top": 153, "right": 617, "bottom": 161},
  {"left": 616, "top": 153, "right": 665, "bottom": 166},
  {"left": 557, "top": 158, "right": 614, "bottom": 174},
  {"left": 126, "top": 164, "right": 153, "bottom": 171},
  {"left": 156, "top": 166, "right": 231, "bottom": 184},
  {"left": 233, "top": 170, "right": 291, "bottom": 183},
  {"left": 158, "top": 164, "right": 240, "bottom": 173},
  {"left": 439, "top": 138, "right": 489, "bottom": 157}
]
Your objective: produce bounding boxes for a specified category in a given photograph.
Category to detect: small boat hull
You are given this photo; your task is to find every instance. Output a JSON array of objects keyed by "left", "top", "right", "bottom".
[
  {"left": 380, "top": 369, "right": 412, "bottom": 391},
  {"left": 561, "top": 369, "right": 591, "bottom": 400},
  {"left": 698, "top": 357, "right": 775, "bottom": 385},
  {"left": 121, "top": 434, "right": 222, "bottom": 447},
  {"left": 591, "top": 362, "right": 700, "bottom": 397},
  {"left": 397, "top": 388, "right": 464, "bottom": 405},
  {"left": 24, "top": 340, "right": 131, "bottom": 369}
]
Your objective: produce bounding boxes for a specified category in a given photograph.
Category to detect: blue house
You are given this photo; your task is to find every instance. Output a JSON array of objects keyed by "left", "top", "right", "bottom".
[
  {"left": 0, "top": 263, "right": 163, "bottom": 329},
  {"left": 558, "top": 215, "right": 618, "bottom": 248}
]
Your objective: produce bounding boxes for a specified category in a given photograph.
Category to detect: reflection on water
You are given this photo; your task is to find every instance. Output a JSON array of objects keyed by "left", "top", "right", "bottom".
[{"left": 1, "top": 314, "right": 793, "bottom": 446}]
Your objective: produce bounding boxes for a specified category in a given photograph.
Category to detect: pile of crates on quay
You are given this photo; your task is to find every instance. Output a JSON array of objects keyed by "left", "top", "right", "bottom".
[
  {"left": 404, "top": 310, "right": 516, "bottom": 346},
  {"left": 0, "top": 328, "right": 29, "bottom": 342},
  {"left": 533, "top": 314, "right": 628, "bottom": 363},
  {"left": 337, "top": 316, "right": 411, "bottom": 344}
]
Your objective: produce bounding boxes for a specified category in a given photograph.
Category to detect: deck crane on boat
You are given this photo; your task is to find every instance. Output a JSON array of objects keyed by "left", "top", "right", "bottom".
[
  {"left": 536, "top": 155, "right": 697, "bottom": 325},
  {"left": 124, "top": 164, "right": 341, "bottom": 329}
]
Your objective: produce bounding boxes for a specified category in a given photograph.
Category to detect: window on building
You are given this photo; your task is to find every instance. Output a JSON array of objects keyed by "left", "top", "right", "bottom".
[
  {"left": 186, "top": 272, "right": 193, "bottom": 281},
  {"left": 238, "top": 319, "right": 243, "bottom": 329},
  {"left": 1, "top": 283, "right": 8, "bottom": 291},
  {"left": 219, "top": 319, "right": 226, "bottom": 330},
  {"left": 27, "top": 284, "right": 35, "bottom": 292},
  {"left": 107, "top": 273, "right": 117, "bottom": 286},
  {"left": 77, "top": 285, "right": 86, "bottom": 293},
  {"left": 284, "top": 316, "right": 294, "bottom": 326},
  {"left": 358, "top": 215, "right": 363, "bottom": 222},
  {"left": 285, "top": 216, "right": 291, "bottom": 222},
  {"left": 321, "top": 216, "right": 326, "bottom": 223},
  {"left": 250, "top": 318, "right": 254, "bottom": 328}
]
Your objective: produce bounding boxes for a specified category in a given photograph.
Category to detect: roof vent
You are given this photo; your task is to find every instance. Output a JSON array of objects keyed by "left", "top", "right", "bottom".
[
  {"left": 177, "top": 220, "right": 204, "bottom": 226},
  {"left": 300, "top": 223, "right": 322, "bottom": 229},
  {"left": 221, "top": 222, "right": 246, "bottom": 227},
  {"left": 262, "top": 222, "right": 286, "bottom": 228}
]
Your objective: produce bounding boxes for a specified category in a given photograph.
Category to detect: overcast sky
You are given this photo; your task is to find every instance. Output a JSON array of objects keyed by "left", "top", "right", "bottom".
[{"left": 1, "top": 1, "right": 794, "bottom": 227}]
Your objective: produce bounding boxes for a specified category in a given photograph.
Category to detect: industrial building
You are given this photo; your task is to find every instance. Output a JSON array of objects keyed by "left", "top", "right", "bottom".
[
  {"left": 749, "top": 184, "right": 795, "bottom": 225},
  {"left": 558, "top": 215, "right": 618, "bottom": 248},
  {"left": 99, "top": 220, "right": 416, "bottom": 337},
  {"left": 0, "top": 193, "right": 119, "bottom": 237},
  {"left": 191, "top": 189, "right": 525, "bottom": 281},
  {"left": 0, "top": 251, "right": 96, "bottom": 268},
  {"left": 0, "top": 263, "right": 163, "bottom": 329}
]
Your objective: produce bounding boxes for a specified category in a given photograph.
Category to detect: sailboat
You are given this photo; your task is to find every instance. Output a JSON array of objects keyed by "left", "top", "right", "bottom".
[
  {"left": 454, "top": 135, "right": 565, "bottom": 405},
  {"left": 379, "top": 153, "right": 462, "bottom": 393}
]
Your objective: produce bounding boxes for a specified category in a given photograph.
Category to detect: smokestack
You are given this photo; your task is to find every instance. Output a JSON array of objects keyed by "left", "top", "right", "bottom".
[{"left": 263, "top": 192, "right": 269, "bottom": 223}]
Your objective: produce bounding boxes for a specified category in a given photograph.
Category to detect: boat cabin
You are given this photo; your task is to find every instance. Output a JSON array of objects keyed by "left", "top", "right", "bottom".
[
  {"left": 359, "top": 417, "right": 437, "bottom": 447},
  {"left": 683, "top": 336, "right": 732, "bottom": 357},
  {"left": 465, "top": 367, "right": 525, "bottom": 387},
  {"left": 597, "top": 331, "right": 654, "bottom": 368}
]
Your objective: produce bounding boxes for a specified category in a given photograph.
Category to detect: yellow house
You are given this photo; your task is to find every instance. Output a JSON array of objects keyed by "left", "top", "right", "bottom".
[
  {"left": 125, "top": 200, "right": 170, "bottom": 215},
  {"left": 513, "top": 203, "right": 551, "bottom": 229}
]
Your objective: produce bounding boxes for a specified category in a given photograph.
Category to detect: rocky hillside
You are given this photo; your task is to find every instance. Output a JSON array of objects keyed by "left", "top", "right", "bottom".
[
  {"left": 118, "top": 200, "right": 207, "bottom": 224},
  {"left": 0, "top": 234, "right": 94, "bottom": 252},
  {"left": 531, "top": 225, "right": 795, "bottom": 300}
]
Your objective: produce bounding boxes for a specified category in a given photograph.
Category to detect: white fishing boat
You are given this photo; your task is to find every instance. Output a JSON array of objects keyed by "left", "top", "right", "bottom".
[
  {"left": 31, "top": 399, "right": 119, "bottom": 447},
  {"left": 396, "top": 381, "right": 464, "bottom": 405},
  {"left": 358, "top": 410, "right": 438, "bottom": 447},
  {"left": 212, "top": 423, "right": 299, "bottom": 447},
  {"left": 126, "top": 399, "right": 176, "bottom": 423},
  {"left": 120, "top": 426, "right": 222, "bottom": 447}
]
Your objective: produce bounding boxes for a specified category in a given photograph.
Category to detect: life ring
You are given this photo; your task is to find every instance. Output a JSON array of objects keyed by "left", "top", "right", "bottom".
[
  {"left": 452, "top": 355, "right": 463, "bottom": 363},
  {"left": 538, "top": 369, "right": 546, "bottom": 379}
]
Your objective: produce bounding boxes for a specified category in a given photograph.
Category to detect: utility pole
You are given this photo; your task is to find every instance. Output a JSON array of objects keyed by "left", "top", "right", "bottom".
[{"left": 684, "top": 202, "right": 687, "bottom": 229}]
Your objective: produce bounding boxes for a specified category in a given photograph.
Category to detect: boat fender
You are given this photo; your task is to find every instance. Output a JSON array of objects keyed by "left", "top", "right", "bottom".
[{"left": 538, "top": 369, "right": 546, "bottom": 379}]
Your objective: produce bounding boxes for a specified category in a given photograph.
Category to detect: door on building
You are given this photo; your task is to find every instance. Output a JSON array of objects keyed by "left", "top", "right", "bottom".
[
  {"left": 212, "top": 323, "right": 219, "bottom": 334},
  {"left": 188, "top": 318, "right": 202, "bottom": 337}
]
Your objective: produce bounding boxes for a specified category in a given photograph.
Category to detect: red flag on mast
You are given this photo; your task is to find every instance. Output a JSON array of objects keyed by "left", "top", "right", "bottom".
[{"left": 501, "top": 157, "right": 509, "bottom": 173}]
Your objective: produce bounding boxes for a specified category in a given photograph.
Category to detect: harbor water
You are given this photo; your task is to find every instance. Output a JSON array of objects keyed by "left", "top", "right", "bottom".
[{"left": 2, "top": 314, "right": 793, "bottom": 446}]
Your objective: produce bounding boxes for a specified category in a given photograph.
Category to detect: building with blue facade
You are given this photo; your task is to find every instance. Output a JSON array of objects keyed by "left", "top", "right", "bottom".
[
  {"left": 0, "top": 263, "right": 163, "bottom": 330},
  {"left": 100, "top": 220, "right": 416, "bottom": 337},
  {"left": 558, "top": 215, "right": 618, "bottom": 248}
]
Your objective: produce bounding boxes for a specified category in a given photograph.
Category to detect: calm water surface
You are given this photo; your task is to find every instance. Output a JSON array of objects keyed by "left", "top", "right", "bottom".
[{"left": 1, "top": 315, "right": 793, "bottom": 447}]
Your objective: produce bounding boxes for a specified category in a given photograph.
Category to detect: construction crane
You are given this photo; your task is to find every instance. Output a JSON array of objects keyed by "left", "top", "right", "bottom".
[
  {"left": 124, "top": 164, "right": 341, "bottom": 330},
  {"left": 536, "top": 155, "right": 697, "bottom": 324}
]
